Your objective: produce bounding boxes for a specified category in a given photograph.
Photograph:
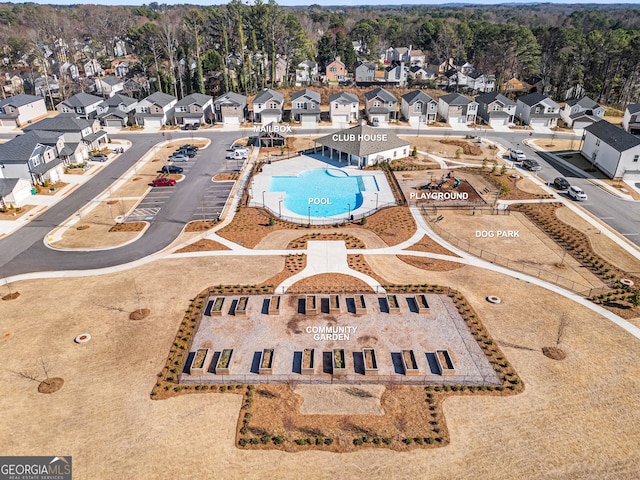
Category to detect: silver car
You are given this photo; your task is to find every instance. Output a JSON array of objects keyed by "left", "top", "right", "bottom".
[{"left": 169, "top": 154, "right": 189, "bottom": 162}]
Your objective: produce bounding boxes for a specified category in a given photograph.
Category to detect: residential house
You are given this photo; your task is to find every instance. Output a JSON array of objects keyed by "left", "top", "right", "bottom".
[
  {"left": 95, "top": 76, "right": 124, "bottom": 97},
  {"left": 445, "top": 69, "right": 469, "bottom": 91},
  {"left": 354, "top": 61, "right": 377, "bottom": 84},
  {"left": 364, "top": 87, "right": 398, "bottom": 125},
  {"left": 409, "top": 49, "right": 426, "bottom": 67},
  {"left": 0, "top": 94, "right": 48, "bottom": 128},
  {"left": 96, "top": 93, "right": 138, "bottom": 128},
  {"left": 56, "top": 93, "right": 103, "bottom": 119},
  {"left": 59, "top": 62, "right": 80, "bottom": 81},
  {"left": 34, "top": 76, "right": 60, "bottom": 99},
  {"left": 467, "top": 72, "right": 495, "bottom": 93},
  {"left": 213, "top": 92, "right": 247, "bottom": 126},
  {"left": 205, "top": 71, "right": 225, "bottom": 97},
  {"left": 438, "top": 93, "right": 478, "bottom": 125},
  {"left": 0, "top": 178, "right": 32, "bottom": 209},
  {"left": 295, "top": 61, "right": 318, "bottom": 86},
  {"left": 252, "top": 88, "right": 284, "bottom": 124},
  {"left": 502, "top": 78, "right": 530, "bottom": 95},
  {"left": 114, "top": 61, "right": 130, "bottom": 78},
  {"left": 290, "top": 89, "right": 321, "bottom": 125},
  {"left": 3, "top": 74, "right": 24, "bottom": 96},
  {"left": 352, "top": 41, "right": 364, "bottom": 54},
  {"left": 134, "top": 91, "right": 177, "bottom": 128},
  {"left": 329, "top": 91, "right": 359, "bottom": 128},
  {"left": 384, "top": 47, "right": 410, "bottom": 64},
  {"left": 581, "top": 120, "right": 640, "bottom": 179},
  {"left": 325, "top": 57, "right": 347, "bottom": 83},
  {"left": 0, "top": 131, "right": 65, "bottom": 185},
  {"left": 560, "top": 96, "right": 605, "bottom": 129},
  {"left": 524, "top": 75, "right": 546, "bottom": 94},
  {"left": 19, "top": 130, "right": 86, "bottom": 165},
  {"left": 622, "top": 104, "right": 640, "bottom": 134},
  {"left": 173, "top": 93, "right": 213, "bottom": 126},
  {"left": 515, "top": 93, "right": 561, "bottom": 128},
  {"left": 83, "top": 58, "right": 104, "bottom": 77},
  {"left": 384, "top": 64, "right": 408, "bottom": 87},
  {"left": 273, "top": 57, "right": 288, "bottom": 85},
  {"left": 475, "top": 92, "right": 516, "bottom": 127},
  {"left": 401, "top": 90, "right": 437, "bottom": 125},
  {"left": 408, "top": 66, "right": 436, "bottom": 82},
  {"left": 436, "top": 58, "right": 456, "bottom": 75},
  {"left": 24, "top": 116, "right": 108, "bottom": 153}
]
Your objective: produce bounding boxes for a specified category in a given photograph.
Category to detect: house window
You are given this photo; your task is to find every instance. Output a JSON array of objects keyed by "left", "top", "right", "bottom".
[
  {"left": 394, "top": 151, "right": 397, "bottom": 158},
  {"left": 31, "top": 156, "right": 40, "bottom": 167},
  {"left": 535, "top": 107, "right": 541, "bottom": 113},
  {"left": 330, "top": 67, "right": 336, "bottom": 73},
  {"left": 634, "top": 155, "right": 639, "bottom": 162},
  {"left": 492, "top": 105, "right": 500, "bottom": 111},
  {"left": 415, "top": 102, "right": 422, "bottom": 112},
  {"left": 374, "top": 101, "right": 380, "bottom": 108},
  {"left": 596, "top": 139, "right": 601, "bottom": 147}
]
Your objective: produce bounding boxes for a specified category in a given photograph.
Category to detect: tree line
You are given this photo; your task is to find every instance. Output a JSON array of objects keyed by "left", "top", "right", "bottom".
[{"left": 0, "top": 1, "right": 638, "bottom": 106}]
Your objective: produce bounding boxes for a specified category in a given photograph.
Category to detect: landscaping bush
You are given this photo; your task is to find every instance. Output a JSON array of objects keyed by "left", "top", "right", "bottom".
[
  {"left": 353, "top": 438, "right": 364, "bottom": 446},
  {"left": 238, "top": 438, "right": 248, "bottom": 447},
  {"left": 324, "top": 438, "right": 333, "bottom": 445}
]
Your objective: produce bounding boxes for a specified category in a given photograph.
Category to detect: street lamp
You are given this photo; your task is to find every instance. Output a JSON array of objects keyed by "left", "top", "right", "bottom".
[
  {"left": 348, "top": 202, "right": 351, "bottom": 219},
  {"left": 308, "top": 205, "right": 311, "bottom": 226},
  {"left": 279, "top": 199, "right": 283, "bottom": 218},
  {"left": 375, "top": 192, "right": 379, "bottom": 209},
  {"left": 262, "top": 190, "right": 265, "bottom": 207}
]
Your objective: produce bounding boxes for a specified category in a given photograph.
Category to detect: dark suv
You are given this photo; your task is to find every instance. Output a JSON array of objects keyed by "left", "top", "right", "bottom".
[
  {"left": 553, "top": 177, "right": 570, "bottom": 190},
  {"left": 160, "top": 165, "right": 184, "bottom": 174}
]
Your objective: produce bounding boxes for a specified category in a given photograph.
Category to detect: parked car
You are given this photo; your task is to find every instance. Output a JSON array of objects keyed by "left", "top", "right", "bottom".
[
  {"left": 169, "top": 154, "right": 189, "bottom": 162},
  {"left": 175, "top": 148, "right": 196, "bottom": 157},
  {"left": 568, "top": 185, "right": 588, "bottom": 201},
  {"left": 522, "top": 159, "right": 542, "bottom": 171},
  {"left": 160, "top": 165, "right": 184, "bottom": 174},
  {"left": 181, "top": 144, "right": 199, "bottom": 151},
  {"left": 151, "top": 177, "right": 176, "bottom": 187},
  {"left": 226, "top": 150, "right": 247, "bottom": 160},
  {"left": 509, "top": 149, "right": 526, "bottom": 162},
  {"left": 228, "top": 144, "right": 247, "bottom": 151},
  {"left": 553, "top": 177, "right": 571, "bottom": 190},
  {"left": 91, "top": 153, "right": 108, "bottom": 162}
]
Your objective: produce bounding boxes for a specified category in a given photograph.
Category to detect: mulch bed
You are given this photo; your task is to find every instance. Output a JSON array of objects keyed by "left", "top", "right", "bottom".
[
  {"left": 129, "top": 308, "right": 151, "bottom": 320},
  {"left": 184, "top": 220, "right": 218, "bottom": 232},
  {"left": 287, "top": 273, "right": 373, "bottom": 293},
  {"left": 404, "top": 234, "right": 460, "bottom": 257},
  {"left": 38, "top": 377, "right": 64, "bottom": 394},
  {"left": 214, "top": 173, "right": 240, "bottom": 181},
  {"left": 542, "top": 347, "right": 566, "bottom": 360},
  {"left": 109, "top": 222, "right": 146, "bottom": 233},
  {"left": 2, "top": 292, "right": 20, "bottom": 301}
]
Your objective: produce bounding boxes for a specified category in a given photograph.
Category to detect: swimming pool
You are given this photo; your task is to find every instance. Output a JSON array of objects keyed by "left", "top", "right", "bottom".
[{"left": 269, "top": 168, "right": 379, "bottom": 217}]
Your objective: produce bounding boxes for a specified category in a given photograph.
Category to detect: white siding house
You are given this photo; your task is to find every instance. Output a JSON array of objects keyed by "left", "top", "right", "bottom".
[{"left": 581, "top": 120, "right": 640, "bottom": 179}]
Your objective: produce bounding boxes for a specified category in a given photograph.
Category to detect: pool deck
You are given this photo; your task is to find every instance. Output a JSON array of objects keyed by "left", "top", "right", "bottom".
[{"left": 249, "top": 154, "right": 396, "bottom": 224}]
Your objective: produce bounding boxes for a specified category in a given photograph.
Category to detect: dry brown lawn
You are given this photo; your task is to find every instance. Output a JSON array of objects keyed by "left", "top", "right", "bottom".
[
  {"left": 399, "top": 135, "right": 499, "bottom": 164},
  {"left": 2, "top": 253, "right": 640, "bottom": 477},
  {"left": 174, "top": 239, "right": 231, "bottom": 253},
  {"left": 529, "top": 138, "right": 581, "bottom": 152}
]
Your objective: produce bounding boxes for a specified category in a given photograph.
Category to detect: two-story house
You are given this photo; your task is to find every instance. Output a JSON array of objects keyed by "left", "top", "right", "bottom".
[
  {"left": 213, "top": 92, "right": 247, "bottom": 126},
  {"left": 475, "top": 92, "right": 516, "bottom": 128},
  {"left": 581, "top": 120, "right": 640, "bottom": 179},
  {"left": 384, "top": 64, "right": 408, "bottom": 87},
  {"left": 95, "top": 77, "right": 125, "bottom": 98},
  {"left": 295, "top": 61, "right": 318, "bottom": 86},
  {"left": 325, "top": 57, "right": 347, "bottom": 83},
  {"left": 401, "top": 90, "right": 437, "bottom": 125},
  {"left": 252, "top": 89, "right": 284, "bottom": 124},
  {"left": 0, "top": 131, "right": 65, "bottom": 185},
  {"left": 134, "top": 92, "right": 177, "bottom": 128},
  {"left": 0, "top": 94, "right": 48, "bottom": 128},
  {"left": 329, "top": 92, "right": 359, "bottom": 128},
  {"left": 24, "top": 116, "right": 109, "bottom": 153},
  {"left": 273, "top": 57, "right": 288, "bottom": 85},
  {"left": 515, "top": 93, "right": 561, "bottom": 128},
  {"left": 56, "top": 93, "right": 104, "bottom": 119},
  {"left": 96, "top": 93, "right": 138, "bottom": 128},
  {"left": 354, "top": 61, "right": 377, "bottom": 84},
  {"left": 560, "top": 96, "right": 605, "bottom": 130},
  {"left": 409, "top": 49, "right": 426, "bottom": 67},
  {"left": 444, "top": 69, "right": 469, "bottom": 91},
  {"left": 438, "top": 93, "right": 478, "bottom": 125},
  {"left": 408, "top": 66, "right": 436, "bottom": 82},
  {"left": 290, "top": 89, "right": 321, "bottom": 126},
  {"left": 364, "top": 87, "right": 397, "bottom": 125},
  {"left": 622, "top": 103, "right": 640, "bottom": 135},
  {"left": 173, "top": 93, "right": 213, "bottom": 127},
  {"left": 22, "top": 129, "right": 87, "bottom": 165},
  {"left": 467, "top": 72, "right": 495, "bottom": 93}
]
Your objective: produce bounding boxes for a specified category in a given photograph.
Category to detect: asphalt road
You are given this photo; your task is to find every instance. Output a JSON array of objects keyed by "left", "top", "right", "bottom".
[
  {"left": 0, "top": 126, "right": 638, "bottom": 279},
  {"left": 0, "top": 131, "right": 243, "bottom": 278}
]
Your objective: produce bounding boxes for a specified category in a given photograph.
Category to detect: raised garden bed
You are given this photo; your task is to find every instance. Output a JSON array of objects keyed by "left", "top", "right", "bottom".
[
  {"left": 415, "top": 294, "right": 430, "bottom": 312},
  {"left": 268, "top": 295, "right": 281, "bottom": 315},
  {"left": 329, "top": 294, "right": 341, "bottom": 313},
  {"left": 354, "top": 294, "right": 367, "bottom": 316},
  {"left": 386, "top": 294, "right": 400, "bottom": 313},
  {"left": 190, "top": 348, "right": 213, "bottom": 376},
  {"left": 435, "top": 349, "right": 455, "bottom": 376},
  {"left": 305, "top": 295, "right": 318, "bottom": 315},
  {"left": 332, "top": 349, "right": 347, "bottom": 375},
  {"left": 401, "top": 350, "right": 419, "bottom": 376},
  {"left": 363, "top": 348, "right": 379, "bottom": 376},
  {"left": 215, "top": 349, "right": 233, "bottom": 375},
  {"left": 235, "top": 296, "right": 249, "bottom": 315},
  {"left": 301, "top": 348, "right": 315, "bottom": 375},
  {"left": 211, "top": 297, "right": 225, "bottom": 316},
  {"left": 259, "top": 348, "right": 274, "bottom": 375}
]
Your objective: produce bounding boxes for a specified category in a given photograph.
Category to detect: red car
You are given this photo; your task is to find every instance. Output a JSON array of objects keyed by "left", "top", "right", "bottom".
[{"left": 151, "top": 177, "right": 176, "bottom": 187}]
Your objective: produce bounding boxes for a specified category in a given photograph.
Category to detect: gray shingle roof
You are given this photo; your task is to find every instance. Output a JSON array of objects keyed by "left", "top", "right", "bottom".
[
  {"left": 584, "top": 120, "right": 640, "bottom": 152},
  {"left": 315, "top": 125, "right": 409, "bottom": 157},
  {"left": 31, "top": 157, "right": 63, "bottom": 175},
  {"left": 99, "top": 94, "right": 137, "bottom": 108},
  {"left": 144, "top": 92, "right": 176, "bottom": 108},
  {"left": 626, "top": 103, "right": 640, "bottom": 115},
  {"left": 329, "top": 92, "right": 358, "bottom": 104},
  {"left": 101, "top": 76, "right": 123, "bottom": 86},
  {"left": 62, "top": 93, "right": 103, "bottom": 108},
  {"left": 475, "top": 92, "right": 515, "bottom": 107},
  {"left": 291, "top": 89, "right": 320, "bottom": 103},
  {"left": 440, "top": 93, "right": 473, "bottom": 106},
  {"left": 517, "top": 92, "right": 548, "bottom": 107},
  {"left": 214, "top": 92, "right": 246, "bottom": 106},
  {"left": 175, "top": 93, "right": 212, "bottom": 107},
  {"left": 24, "top": 117, "right": 93, "bottom": 133},
  {"left": 365, "top": 87, "right": 396, "bottom": 103},
  {"left": 253, "top": 89, "right": 283, "bottom": 105},
  {"left": 0, "top": 131, "right": 53, "bottom": 162},
  {"left": 402, "top": 90, "right": 435, "bottom": 105},
  {"left": 0, "top": 94, "right": 45, "bottom": 109},
  {"left": 0, "top": 178, "right": 21, "bottom": 198},
  {"left": 566, "top": 96, "right": 600, "bottom": 109}
]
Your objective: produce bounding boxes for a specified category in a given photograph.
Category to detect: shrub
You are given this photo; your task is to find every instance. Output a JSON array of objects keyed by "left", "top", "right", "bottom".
[
  {"left": 403, "top": 438, "right": 413, "bottom": 445},
  {"left": 324, "top": 438, "right": 333, "bottom": 445},
  {"left": 373, "top": 438, "right": 382, "bottom": 445},
  {"left": 249, "top": 438, "right": 260, "bottom": 445},
  {"left": 353, "top": 438, "right": 364, "bottom": 446},
  {"left": 261, "top": 435, "right": 271, "bottom": 444},
  {"left": 382, "top": 437, "right": 392, "bottom": 445},
  {"left": 240, "top": 426, "right": 248, "bottom": 434},
  {"left": 295, "top": 439, "right": 306, "bottom": 445},
  {"left": 425, "top": 437, "right": 434, "bottom": 444},
  {"left": 238, "top": 438, "right": 248, "bottom": 447},
  {"left": 414, "top": 437, "right": 424, "bottom": 445},
  {"left": 273, "top": 436, "right": 285, "bottom": 445}
]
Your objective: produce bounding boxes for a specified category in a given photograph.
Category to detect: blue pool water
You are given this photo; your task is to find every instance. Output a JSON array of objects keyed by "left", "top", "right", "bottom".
[{"left": 269, "top": 168, "right": 379, "bottom": 217}]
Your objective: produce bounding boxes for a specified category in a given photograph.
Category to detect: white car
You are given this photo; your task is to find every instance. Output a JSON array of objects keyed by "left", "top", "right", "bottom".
[
  {"left": 226, "top": 150, "right": 247, "bottom": 160},
  {"left": 509, "top": 149, "right": 526, "bottom": 161},
  {"left": 568, "top": 185, "right": 588, "bottom": 201},
  {"left": 169, "top": 154, "right": 189, "bottom": 162}
]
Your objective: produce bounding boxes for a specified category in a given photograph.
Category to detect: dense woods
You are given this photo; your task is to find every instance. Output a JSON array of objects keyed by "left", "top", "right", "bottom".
[{"left": 0, "top": 1, "right": 638, "bottom": 106}]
